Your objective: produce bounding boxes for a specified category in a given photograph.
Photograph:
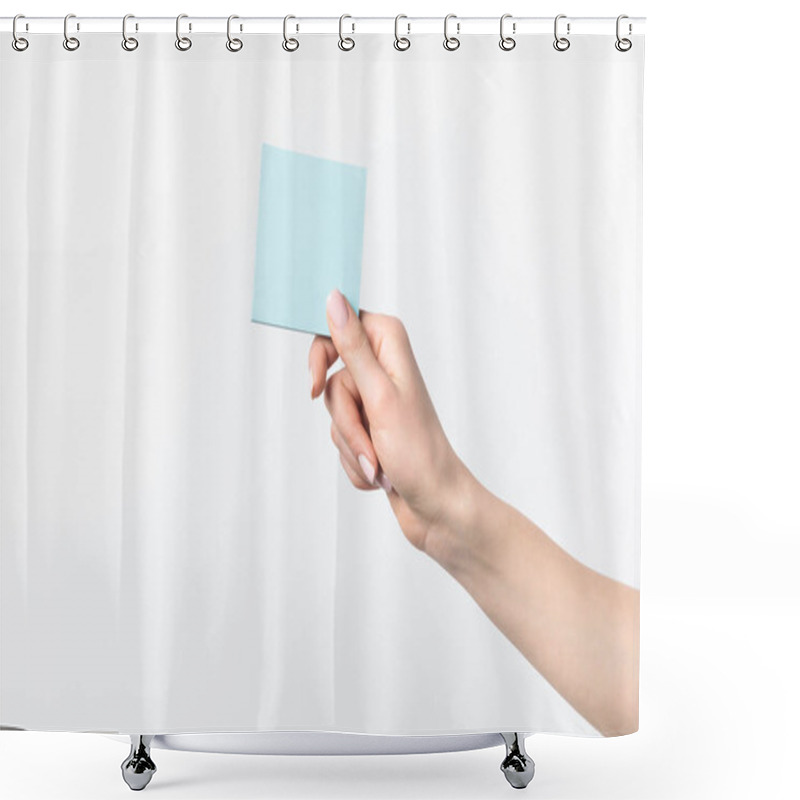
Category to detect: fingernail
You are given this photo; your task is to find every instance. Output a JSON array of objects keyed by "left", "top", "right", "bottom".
[
  {"left": 357, "top": 454, "right": 376, "bottom": 485},
  {"left": 327, "top": 288, "right": 348, "bottom": 330},
  {"left": 377, "top": 471, "right": 393, "bottom": 493}
]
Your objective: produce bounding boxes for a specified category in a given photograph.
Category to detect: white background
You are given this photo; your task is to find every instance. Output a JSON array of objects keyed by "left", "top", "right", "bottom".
[{"left": 1, "top": 1, "right": 798, "bottom": 798}]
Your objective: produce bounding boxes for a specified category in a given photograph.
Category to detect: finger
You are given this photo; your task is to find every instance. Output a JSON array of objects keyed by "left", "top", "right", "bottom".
[
  {"left": 338, "top": 367, "right": 371, "bottom": 435},
  {"left": 323, "top": 369, "right": 379, "bottom": 485},
  {"left": 331, "top": 423, "right": 378, "bottom": 490},
  {"left": 359, "top": 311, "right": 414, "bottom": 386},
  {"left": 339, "top": 451, "right": 376, "bottom": 491},
  {"left": 332, "top": 370, "right": 391, "bottom": 491},
  {"left": 308, "top": 335, "right": 339, "bottom": 399},
  {"left": 325, "top": 289, "right": 393, "bottom": 411},
  {"left": 376, "top": 469, "right": 393, "bottom": 493}
]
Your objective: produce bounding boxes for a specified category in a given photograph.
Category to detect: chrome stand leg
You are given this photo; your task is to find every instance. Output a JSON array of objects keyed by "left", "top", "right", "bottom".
[
  {"left": 121, "top": 734, "right": 157, "bottom": 791},
  {"left": 500, "top": 732, "right": 535, "bottom": 789}
]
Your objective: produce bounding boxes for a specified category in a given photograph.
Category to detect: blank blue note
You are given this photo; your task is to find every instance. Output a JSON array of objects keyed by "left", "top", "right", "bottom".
[{"left": 252, "top": 143, "right": 367, "bottom": 336}]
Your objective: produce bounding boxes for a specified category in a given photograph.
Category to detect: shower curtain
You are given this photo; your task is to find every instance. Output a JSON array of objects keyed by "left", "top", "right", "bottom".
[{"left": 0, "top": 24, "right": 644, "bottom": 738}]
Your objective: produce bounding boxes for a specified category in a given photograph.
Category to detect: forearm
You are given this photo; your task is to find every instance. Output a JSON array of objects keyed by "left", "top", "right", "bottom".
[{"left": 425, "top": 460, "right": 639, "bottom": 736}]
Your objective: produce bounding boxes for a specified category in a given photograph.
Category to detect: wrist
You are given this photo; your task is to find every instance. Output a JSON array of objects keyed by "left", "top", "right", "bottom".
[{"left": 422, "top": 455, "right": 499, "bottom": 580}]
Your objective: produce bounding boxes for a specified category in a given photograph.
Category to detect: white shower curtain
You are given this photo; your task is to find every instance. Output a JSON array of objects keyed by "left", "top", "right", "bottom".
[{"left": 1, "top": 27, "right": 643, "bottom": 737}]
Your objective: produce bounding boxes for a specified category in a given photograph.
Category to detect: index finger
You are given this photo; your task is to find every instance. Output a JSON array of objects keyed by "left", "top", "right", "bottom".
[{"left": 309, "top": 334, "right": 339, "bottom": 399}]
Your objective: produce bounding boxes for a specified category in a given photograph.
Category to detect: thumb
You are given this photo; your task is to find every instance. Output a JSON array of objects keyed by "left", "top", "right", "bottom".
[{"left": 325, "top": 288, "right": 389, "bottom": 404}]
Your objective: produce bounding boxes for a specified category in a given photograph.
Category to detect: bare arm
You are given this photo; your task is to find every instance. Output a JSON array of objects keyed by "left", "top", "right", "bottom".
[
  {"left": 309, "top": 289, "right": 639, "bottom": 736},
  {"left": 425, "top": 460, "right": 639, "bottom": 736}
]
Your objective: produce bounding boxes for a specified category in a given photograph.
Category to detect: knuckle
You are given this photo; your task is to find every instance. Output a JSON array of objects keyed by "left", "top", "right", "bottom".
[{"left": 388, "top": 315, "right": 408, "bottom": 341}]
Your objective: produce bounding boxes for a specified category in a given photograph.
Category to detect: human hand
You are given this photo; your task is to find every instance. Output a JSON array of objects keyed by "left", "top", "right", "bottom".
[
  {"left": 308, "top": 288, "right": 470, "bottom": 554},
  {"left": 310, "top": 293, "right": 639, "bottom": 737}
]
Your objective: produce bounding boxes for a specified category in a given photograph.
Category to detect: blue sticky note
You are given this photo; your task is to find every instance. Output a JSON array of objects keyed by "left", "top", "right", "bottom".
[{"left": 252, "top": 143, "right": 367, "bottom": 336}]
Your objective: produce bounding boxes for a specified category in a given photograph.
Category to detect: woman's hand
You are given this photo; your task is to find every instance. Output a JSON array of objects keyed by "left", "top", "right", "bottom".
[
  {"left": 308, "top": 288, "right": 469, "bottom": 554},
  {"left": 308, "top": 290, "right": 639, "bottom": 736}
]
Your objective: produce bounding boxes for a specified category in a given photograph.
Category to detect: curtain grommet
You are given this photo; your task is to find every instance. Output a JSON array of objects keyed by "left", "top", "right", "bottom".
[
  {"left": 553, "top": 14, "right": 570, "bottom": 52},
  {"left": 175, "top": 13, "right": 192, "bottom": 51},
  {"left": 226, "top": 15, "right": 243, "bottom": 52},
  {"left": 499, "top": 14, "right": 516, "bottom": 51},
  {"left": 121, "top": 14, "right": 139, "bottom": 51},
  {"left": 615, "top": 15, "right": 632, "bottom": 51},
  {"left": 443, "top": 14, "right": 460, "bottom": 51},
  {"left": 338, "top": 14, "right": 355, "bottom": 51},
  {"left": 282, "top": 15, "right": 299, "bottom": 52},
  {"left": 63, "top": 13, "right": 80, "bottom": 51},
  {"left": 12, "top": 14, "right": 29, "bottom": 51},
  {"left": 394, "top": 15, "right": 411, "bottom": 51}
]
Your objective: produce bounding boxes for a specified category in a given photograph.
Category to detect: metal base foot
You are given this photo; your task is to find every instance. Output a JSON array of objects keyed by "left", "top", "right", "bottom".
[
  {"left": 121, "top": 735, "right": 157, "bottom": 791},
  {"left": 500, "top": 732, "right": 535, "bottom": 789}
]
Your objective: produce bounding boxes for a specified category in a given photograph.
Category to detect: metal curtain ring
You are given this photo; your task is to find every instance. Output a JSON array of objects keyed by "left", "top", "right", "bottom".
[
  {"left": 338, "top": 14, "right": 355, "bottom": 51},
  {"left": 443, "top": 14, "right": 460, "bottom": 51},
  {"left": 553, "top": 14, "right": 570, "bottom": 51},
  {"left": 394, "top": 14, "right": 410, "bottom": 51},
  {"left": 63, "top": 13, "right": 80, "bottom": 51},
  {"left": 175, "top": 14, "right": 192, "bottom": 50},
  {"left": 121, "top": 14, "right": 138, "bottom": 51},
  {"left": 615, "top": 14, "right": 632, "bottom": 51},
  {"left": 12, "top": 14, "right": 29, "bottom": 51},
  {"left": 226, "top": 15, "right": 243, "bottom": 51},
  {"left": 499, "top": 13, "right": 516, "bottom": 51},
  {"left": 283, "top": 15, "right": 299, "bottom": 51}
]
